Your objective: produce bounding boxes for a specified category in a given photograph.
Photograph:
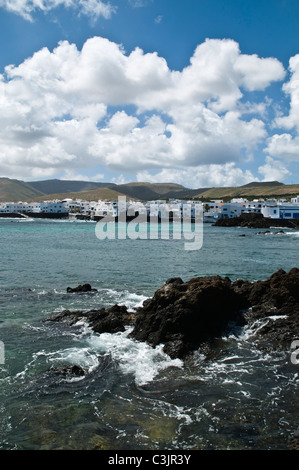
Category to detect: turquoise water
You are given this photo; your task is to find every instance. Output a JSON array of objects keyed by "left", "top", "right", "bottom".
[{"left": 0, "top": 218, "right": 298, "bottom": 449}]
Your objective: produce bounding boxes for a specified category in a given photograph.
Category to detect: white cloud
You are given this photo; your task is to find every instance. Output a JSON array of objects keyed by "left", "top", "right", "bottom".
[
  {"left": 0, "top": 0, "right": 116, "bottom": 21},
  {"left": 60, "top": 169, "right": 104, "bottom": 180},
  {"left": 267, "top": 54, "right": 299, "bottom": 167},
  {"left": 137, "top": 163, "right": 257, "bottom": 189},
  {"left": 111, "top": 174, "right": 128, "bottom": 185},
  {"left": 128, "top": 0, "right": 150, "bottom": 7},
  {"left": 258, "top": 156, "right": 291, "bottom": 182},
  {"left": 265, "top": 133, "right": 299, "bottom": 162},
  {"left": 0, "top": 36, "right": 291, "bottom": 186},
  {"left": 275, "top": 54, "right": 299, "bottom": 132},
  {"left": 234, "top": 53, "right": 285, "bottom": 91}
]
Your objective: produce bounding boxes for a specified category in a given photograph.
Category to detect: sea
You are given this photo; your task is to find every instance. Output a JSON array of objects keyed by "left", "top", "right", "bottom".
[{"left": 0, "top": 217, "right": 298, "bottom": 450}]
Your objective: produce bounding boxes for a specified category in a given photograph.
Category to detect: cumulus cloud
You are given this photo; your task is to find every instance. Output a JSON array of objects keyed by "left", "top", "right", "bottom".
[
  {"left": 137, "top": 163, "right": 257, "bottom": 189},
  {"left": 258, "top": 156, "right": 291, "bottom": 182},
  {"left": 61, "top": 169, "right": 105, "bottom": 180},
  {"left": 0, "top": 0, "right": 116, "bottom": 21},
  {"left": 265, "top": 54, "right": 299, "bottom": 167},
  {"left": 265, "top": 133, "right": 299, "bottom": 162},
  {"left": 275, "top": 54, "right": 299, "bottom": 132},
  {"left": 0, "top": 36, "right": 290, "bottom": 185}
]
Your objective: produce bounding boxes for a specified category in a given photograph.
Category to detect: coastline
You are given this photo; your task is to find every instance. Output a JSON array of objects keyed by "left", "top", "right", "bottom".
[
  {"left": 45, "top": 268, "right": 299, "bottom": 359},
  {"left": 1, "top": 220, "right": 298, "bottom": 450},
  {"left": 213, "top": 213, "right": 299, "bottom": 229},
  {"left": 44, "top": 267, "right": 299, "bottom": 450}
]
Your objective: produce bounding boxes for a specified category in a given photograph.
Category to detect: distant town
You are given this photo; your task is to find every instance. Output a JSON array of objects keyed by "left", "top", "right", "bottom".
[{"left": 1, "top": 195, "right": 299, "bottom": 222}]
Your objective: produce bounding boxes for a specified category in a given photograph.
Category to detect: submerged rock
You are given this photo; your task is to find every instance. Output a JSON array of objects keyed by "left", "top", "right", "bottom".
[
  {"left": 49, "top": 365, "right": 86, "bottom": 378},
  {"left": 66, "top": 283, "right": 97, "bottom": 293}
]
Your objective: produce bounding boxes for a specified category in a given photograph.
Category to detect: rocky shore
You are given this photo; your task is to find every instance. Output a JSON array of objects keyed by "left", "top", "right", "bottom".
[
  {"left": 44, "top": 268, "right": 299, "bottom": 450},
  {"left": 214, "top": 213, "right": 299, "bottom": 229},
  {"left": 45, "top": 268, "right": 299, "bottom": 360}
]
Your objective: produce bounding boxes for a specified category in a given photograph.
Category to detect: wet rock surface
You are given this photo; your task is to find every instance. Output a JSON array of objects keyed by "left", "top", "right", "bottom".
[
  {"left": 130, "top": 275, "right": 244, "bottom": 359},
  {"left": 130, "top": 268, "right": 299, "bottom": 358},
  {"left": 66, "top": 283, "right": 97, "bottom": 293},
  {"left": 44, "top": 304, "right": 134, "bottom": 334},
  {"left": 45, "top": 268, "right": 299, "bottom": 360}
]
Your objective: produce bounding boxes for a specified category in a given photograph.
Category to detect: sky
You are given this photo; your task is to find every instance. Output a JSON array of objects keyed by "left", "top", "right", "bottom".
[{"left": 0, "top": 0, "right": 299, "bottom": 188}]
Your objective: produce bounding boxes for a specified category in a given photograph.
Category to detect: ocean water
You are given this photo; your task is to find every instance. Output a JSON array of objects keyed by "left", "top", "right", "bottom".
[{"left": 0, "top": 218, "right": 298, "bottom": 450}]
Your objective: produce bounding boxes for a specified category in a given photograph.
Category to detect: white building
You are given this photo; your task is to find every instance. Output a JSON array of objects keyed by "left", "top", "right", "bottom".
[
  {"left": 61, "top": 199, "right": 81, "bottom": 213},
  {"left": 95, "top": 200, "right": 118, "bottom": 218},
  {"left": 261, "top": 201, "right": 299, "bottom": 219},
  {"left": 0, "top": 201, "right": 42, "bottom": 213},
  {"left": 219, "top": 200, "right": 264, "bottom": 219},
  {"left": 39, "top": 201, "right": 68, "bottom": 213}
]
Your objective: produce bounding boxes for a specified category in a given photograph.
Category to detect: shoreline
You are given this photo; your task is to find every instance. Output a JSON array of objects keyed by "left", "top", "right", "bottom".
[
  {"left": 45, "top": 268, "right": 299, "bottom": 360},
  {"left": 213, "top": 213, "right": 299, "bottom": 229},
  {"left": 44, "top": 268, "right": 299, "bottom": 450},
  {"left": 1, "top": 211, "right": 299, "bottom": 228}
]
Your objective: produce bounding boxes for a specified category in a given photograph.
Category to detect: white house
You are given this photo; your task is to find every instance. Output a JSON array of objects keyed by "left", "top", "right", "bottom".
[
  {"left": 261, "top": 202, "right": 299, "bottom": 219},
  {"left": 39, "top": 201, "right": 68, "bottom": 213},
  {"left": 95, "top": 200, "right": 118, "bottom": 218}
]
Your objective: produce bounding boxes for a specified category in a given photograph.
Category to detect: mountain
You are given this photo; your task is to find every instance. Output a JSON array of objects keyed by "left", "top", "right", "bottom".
[
  {"left": 0, "top": 178, "right": 45, "bottom": 202},
  {"left": 28, "top": 179, "right": 117, "bottom": 195},
  {"left": 32, "top": 187, "right": 130, "bottom": 203},
  {"left": 240, "top": 181, "right": 284, "bottom": 188},
  {"left": 187, "top": 183, "right": 299, "bottom": 200},
  {"left": 0, "top": 177, "right": 298, "bottom": 203},
  {"left": 117, "top": 182, "right": 186, "bottom": 201}
]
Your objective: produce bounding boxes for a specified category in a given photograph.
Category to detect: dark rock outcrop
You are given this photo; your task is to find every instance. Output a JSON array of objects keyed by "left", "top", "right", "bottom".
[
  {"left": 49, "top": 364, "right": 86, "bottom": 378},
  {"left": 44, "top": 304, "right": 134, "bottom": 334},
  {"left": 45, "top": 268, "right": 299, "bottom": 360},
  {"left": 129, "top": 268, "right": 299, "bottom": 358},
  {"left": 231, "top": 267, "right": 299, "bottom": 350},
  {"left": 129, "top": 275, "right": 244, "bottom": 358},
  {"left": 214, "top": 213, "right": 299, "bottom": 229},
  {"left": 66, "top": 283, "right": 97, "bottom": 293}
]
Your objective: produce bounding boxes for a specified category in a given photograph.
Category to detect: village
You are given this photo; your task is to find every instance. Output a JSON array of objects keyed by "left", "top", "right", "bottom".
[{"left": 1, "top": 194, "right": 299, "bottom": 222}]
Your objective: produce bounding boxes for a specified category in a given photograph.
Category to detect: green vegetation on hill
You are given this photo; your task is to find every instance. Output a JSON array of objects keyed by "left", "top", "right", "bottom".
[
  {"left": 28, "top": 179, "right": 117, "bottom": 195},
  {"left": 190, "top": 184, "right": 299, "bottom": 200},
  {"left": 0, "top": 177, "right": 298, "bottom": 203},
  {"left": 0, "top": 178, "right": 44, "bottom": 202},
  {"left": 31, "top": 187, "right": 129, "bottom": 203}
]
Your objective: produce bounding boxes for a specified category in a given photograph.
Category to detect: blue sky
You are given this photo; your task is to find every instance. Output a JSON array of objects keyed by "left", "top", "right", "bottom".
[{"left": 0, "top": 0, "right": 298, "bottom": 188}]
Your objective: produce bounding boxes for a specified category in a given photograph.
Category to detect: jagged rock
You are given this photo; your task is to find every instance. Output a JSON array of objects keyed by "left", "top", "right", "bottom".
[
  {"left": 44, "top": 304, "right": 134, "bottom": 334},
  {"left": 129, "top": 275, "right": 245, "bottom": 359},
  {"left": 47, "top": 269, "right": 299, "bottom": 360},
  {"left": 232, "top": 268, "right": 299, "bottom": 316},
  {"left": 66, "top": 283, "right": 97, "bottom": 293},
  {"left": 129, "top": 268, "right": 299, "bottom": 359}
]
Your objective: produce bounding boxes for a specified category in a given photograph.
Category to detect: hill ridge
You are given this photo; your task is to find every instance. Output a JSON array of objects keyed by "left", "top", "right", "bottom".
[{"left": 0, "top": 177, "right": 298, "bottom": 203}]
